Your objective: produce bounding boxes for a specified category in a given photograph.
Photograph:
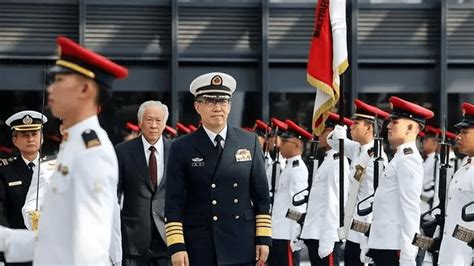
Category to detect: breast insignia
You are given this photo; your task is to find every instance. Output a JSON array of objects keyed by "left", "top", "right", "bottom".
[
  {"left": 403, "top": 148, "right": 413, "bottom": 155},
  {"left": 292, "top": 160, "right": 299, "bottom": 168},
  {"left": 82, "top": 129, "right": 101, "bottom": 149}
]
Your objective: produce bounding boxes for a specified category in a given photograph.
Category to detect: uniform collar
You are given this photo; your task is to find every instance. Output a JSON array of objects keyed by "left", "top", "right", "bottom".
[
  {"left": 63, "top": 115, "right": 100, "bottom": 142},
  {"left": 21, "top": 152, "right": 39, "bottom": 166},
  {"left": 202, "top": 124, "right": 227, "bottom": 145},
  {"left": 360, "top": 140, "right": 374, "bottom": 153},
  {"left": 142, "top": 135, "right": 163, "bottom": 154},
  {"left": 286, "top": 154, "right": 302, "bottom": 164},
  {"left": 426, "top": 152, "right": 436, "bottom": 159},
  {"left": 326, "top": 148, "right": 337, "bottom": 157}
]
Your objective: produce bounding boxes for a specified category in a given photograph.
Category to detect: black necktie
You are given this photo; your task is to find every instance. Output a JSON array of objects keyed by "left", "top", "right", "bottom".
[
  {"left": 148, "top": 146, "right": 157, "bottom": 189},
  {"left": 28, "top": 162, "right": 35, "bottom": 176},
  {"left": 214, "top": 135, "right": 223, "bottom": 155}
]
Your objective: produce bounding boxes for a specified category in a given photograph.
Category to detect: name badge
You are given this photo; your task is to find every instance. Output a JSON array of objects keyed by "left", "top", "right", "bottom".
[
  {"left": 8, "top": 181, "right": 22, "bottom": 187},
  {"left": 191, "top": 157, "right": 205, "bottom": 167},
  {"left": 235, "top": 149, "right": 252, "bottom": 162}
]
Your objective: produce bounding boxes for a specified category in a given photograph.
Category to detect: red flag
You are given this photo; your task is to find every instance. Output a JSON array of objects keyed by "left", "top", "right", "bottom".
[{"left": 307, "top": 0, "right": 348, "bottom": 136}]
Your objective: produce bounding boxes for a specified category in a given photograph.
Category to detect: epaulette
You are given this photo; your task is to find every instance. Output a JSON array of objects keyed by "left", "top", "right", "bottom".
[
  {"left": 367, "top": 148, "right": 374, "bottom": 157},
  {"left": 292, "top": 160, "right": 299, "bottom": 168},
  {"left": 333, "top": 153, "right": 340, "bottom": 160},
  {"left": 0, "top": 157, "right": 16, "bottom": 166},
  {"left": 403, "top": 148, "right": 414, "bottom": 155},
  {"left": 82, "top": 129, "right": 101, "bottom": 149},
  {"left": 41, "top": 154, "right": 57, "bottom": 162}
]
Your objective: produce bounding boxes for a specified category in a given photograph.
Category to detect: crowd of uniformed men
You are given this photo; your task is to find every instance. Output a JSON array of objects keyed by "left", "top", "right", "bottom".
[{"left": 0, "top": 36, "right": 472, "bottom": 266}]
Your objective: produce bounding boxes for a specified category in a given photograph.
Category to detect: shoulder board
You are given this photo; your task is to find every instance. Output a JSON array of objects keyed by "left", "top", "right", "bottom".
[
  {"left": 367, "top": 148, "right": 375, "bottom": 157},
  {"left": 403, "top": 148, "right": 414, "bottom": 155},
  {"left": 333, "top": 153, "right": 340, "bottom": 160},
  {"left": 82, "top": 129, "right": 101, "bottom": 149},
  {"left": 0, "top": 157, "right": 16, "bottom": 166},
  {"left": 292, "top": 160, "right": 299, "bottom": 168},
  {"left": 41, "top": 154, "right": 57, "bottom": 162}
]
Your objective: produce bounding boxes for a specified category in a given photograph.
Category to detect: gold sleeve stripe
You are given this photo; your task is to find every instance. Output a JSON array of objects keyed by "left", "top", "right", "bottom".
[
  {"left": 256, "top": 218, "right": 271, "bottom": 222},
  {"left": 166, "top": 233, "right": 185, "bottom": 246},
  {"left": 256, "top": 227, "right": 272, "bottom": 237},
  {"left": 165, "top": 222, "right": 183, "bottom": 228},
  {"left": 256, "top": 214, "right": 271, "bottom": 219},
  {"left": 166, "top": 229, "right": 183, "bottom": 235},
  {"left": 256, "top": 222, "right": 272, "bottom": 227},
  {"left": 165, "top": 225, "right": 183, "bottom": 232}
]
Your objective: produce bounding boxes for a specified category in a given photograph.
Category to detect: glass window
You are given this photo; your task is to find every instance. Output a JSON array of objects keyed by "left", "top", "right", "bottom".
[{"left": 269, "top": 93, "right": 314, "bottom": 130}]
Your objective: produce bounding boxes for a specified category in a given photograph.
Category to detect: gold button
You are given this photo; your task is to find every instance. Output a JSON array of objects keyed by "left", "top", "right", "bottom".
[
  {"left": 213, "top": 216, "right": 218, "bottom": 221},
  {"left": 235, "top": 215, "right": 240, "bottom": 220},
  {"left": 211, "top": 183, "right": 216, "bottom": 188},
  {"left": 233, "top": 183, "right": 238, "bottom": 188},
  {"left": 233, "top": 199, "right": 239, "bottom": 204},
  {"left": 212, "top": 200, "right": 217, "bottom": 205}
]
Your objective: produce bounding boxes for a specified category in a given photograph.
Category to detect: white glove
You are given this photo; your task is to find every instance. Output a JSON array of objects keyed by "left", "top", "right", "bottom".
[
  {"left": 0, "top": 226, "right": 10, "bottom": 251},
  {"left": 290, "top": 239, "right": 304, "bottom": 252},
  {"left": 360, "top": 247, "right": 373, "bottom": 264},
  {"left": 290, "top": 223, "right": 301, "bottom": 242},
  {"left": 318, "top": 243, "right": 333, "bottom": 259},
  {"left": 333, "top": 125, "right": 347, "bottom": 140},
  {"left": 399, "top": 245, "right": 417, "bottom": 266}
]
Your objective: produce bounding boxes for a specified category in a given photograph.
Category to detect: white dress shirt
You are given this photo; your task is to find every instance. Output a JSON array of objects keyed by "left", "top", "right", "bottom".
[
  {"left": 142, "top": 135, "right": 164, "bottom": 186},
  {"left": 203, "top": 125, "right": 227, "bottom": 148}
]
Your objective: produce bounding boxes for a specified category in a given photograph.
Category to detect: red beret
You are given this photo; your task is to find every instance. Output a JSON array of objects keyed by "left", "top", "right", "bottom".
[
  {"left": 188, "top": 124, "right": 198, "bottom": 132},
  {"left": 455, "top": 102, "right": 474, "bottom": 128},
  {"left": 48, "top": 36, "right": 128, "bottom": 89},
  {"left": 418, "top": 131, "right": 425, "bottom": 138},
  {"left": 445, "top": 131, "right": 457, "bottom": 140},
  {"left": 164, "top": 125, "right": 177, "bottom": 137},
  {"left": 270, "top": 117, "right": 288, "bottom": 131},
  {"left": 389, "top": 96, "right": 434, "bottom": 125},
  {"left": 176, "top": 123, "right": 191, "bottom": 134},
  {"left": 282, "top": 120, "right": 313, "bottom": 140},
  {"left": 326, "top": 112, "right": 354, "bottom": 127},
  {"left": 423, "top": 125, "right": 440, "bottom": 139},
  {"left": 352, "top": 99, "right": 389, "bottom": 121},
  {"left": 254, "top": 119, "right": 271, "bottom": 137},
  {"left": 126, "top": 122, "right": 140, "bottom": 132}
]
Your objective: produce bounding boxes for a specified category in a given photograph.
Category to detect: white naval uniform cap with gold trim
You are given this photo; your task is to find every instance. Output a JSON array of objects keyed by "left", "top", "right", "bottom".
[
  {"left": 6, "top": 110, "right": 48, "bottom": 132},
  {"left": 189, "top": 72, "right": 236, "bottom": 99}
]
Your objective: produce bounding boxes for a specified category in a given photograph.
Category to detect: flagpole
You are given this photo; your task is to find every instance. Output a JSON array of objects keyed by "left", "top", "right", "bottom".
[{"left": 338, "top": 75, "right": 345, "bottom": 230}]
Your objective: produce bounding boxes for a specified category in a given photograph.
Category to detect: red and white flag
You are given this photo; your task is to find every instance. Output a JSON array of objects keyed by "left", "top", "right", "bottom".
[{"left": 307, "top": 0, "right": 348, "bottom": 136}]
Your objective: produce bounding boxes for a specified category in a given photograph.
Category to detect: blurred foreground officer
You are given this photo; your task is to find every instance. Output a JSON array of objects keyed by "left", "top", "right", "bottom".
[
  {"left": 300, "top": 113, "right": 350, "bottom": 266},
  {"left": 0, "top": 111, "right": 48, "bottom": 266},
  {"left": 438, "top": 102, "right": 474, "bottom": 265},
  {"left": 327, "top": 100, "right": 389, "bottom": 266},
  {"left": 420, "top": 125, "right": 440, "bottom": 215},
  {"left": 269, "top": 120, "right": 310, "bottom": 266},
  {"left": 0, "top": 36, "right": 128, "bottom": 265},
  {"left": 165, "top": 72, "right": 271, "bottom": 266},
  {"left": 367, "top": 97, "right": 434, "bottom": 266},
  {"left": 116, "top": 101, "right": 172, "bottom": 266}
]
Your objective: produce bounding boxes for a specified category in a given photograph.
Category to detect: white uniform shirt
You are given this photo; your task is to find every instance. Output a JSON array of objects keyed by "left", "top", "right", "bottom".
[
  {"left": 438, "top": 157, "right": 474, "bottom": 266},
  {"left": 265, "top": 152, "right": 286, "bottom": 194},
  {"left": 3, "top": 115, "right": 119, "bottom": 265},
  {"left": 271, "top": 155, "right": 308, "bottom": 240},
  {"left": 368, "top": 141, "right": 423, "bottom": 264},
  {"left": 421, "top": 152, "right": 437, "bottom": 214},
  {"left": 300, "top": 149, "right": 350, "bottom": 248},
  {"left": 142, "top": 135, "right": 165, "bottom": 185}
]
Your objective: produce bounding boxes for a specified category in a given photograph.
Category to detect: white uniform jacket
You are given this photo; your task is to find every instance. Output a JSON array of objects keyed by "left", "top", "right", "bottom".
[
  {"left": 2, "top": 115, "right": 118, "bottom": 265},
  {"left": 271, "top": 155, "right": 308, "bottom": 240},
  {"left": 300, "top": 149, "right": 349, "bottom": 248},
  {"left": 438, "top": 157, "right": 474, "bottom": 266},
  {"left": 266, "top": 152, "right": 286, "bottom": 194},
  {"left": 420, "top": 152, "right": 437, "bottom": 214},
  {"left": 368, "top": 141, "right": 423, "bottom": 264},
  {"left": 327, "top": 136, "right": 388, "bottom": 245}
]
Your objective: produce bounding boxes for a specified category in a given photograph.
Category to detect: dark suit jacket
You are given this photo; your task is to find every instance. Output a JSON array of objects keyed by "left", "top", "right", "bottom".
[
  {"left": 165, "top": 126, "right": 271, "bottom": 265},
  {"left": 116, "top": 136, "right": 171, "bottom": 257},
  {"left": 0, "top": 155, "right": 32, "bottom": 229}
]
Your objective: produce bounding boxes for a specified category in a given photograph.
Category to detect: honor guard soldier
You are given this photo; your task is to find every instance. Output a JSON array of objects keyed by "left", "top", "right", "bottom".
[
  {"left": 326, "top": 99, "right": 389, "bottom": 266},
  {"left": 269, "top": 119, "right": 310, "bottom": 266},
  {"left": 420, "top": 125, "right": 440, "bottom": 215},
  {"left": 300, "top": 113, "right": 351, "bottom": 266},
  {"left": 0, "top": 36, "right": 127, "bottom": 265},
  {"left": 267, "top": 118, "right": 287, "bottom": 205},
  {"left": 366, "top": 96, "right": 434, "bottom": 266},
  {"left": 438, "top": 102, "right": 474, "bottom": 265},
  {"left": 254, "top": 119, "right": 271, "bottom": 152},
  {"left": 164, "top": 72, "right": 271, "bottom": 266}
]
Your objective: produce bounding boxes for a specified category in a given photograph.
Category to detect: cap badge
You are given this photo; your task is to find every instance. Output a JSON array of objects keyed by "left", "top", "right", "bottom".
[
  {"left": 211, "top": 75, "right": 222, "bottom": 86},
  {"left": 23, "top": 115, "right": 33, "bottom": 125}
]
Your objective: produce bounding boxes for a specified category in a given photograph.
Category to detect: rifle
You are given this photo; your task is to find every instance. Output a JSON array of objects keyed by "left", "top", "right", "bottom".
[
  {"left": 412, "top": 116, "right": 451, "bottom": 257},
  {"left": 269, "top": 118, "right": 286, "bottom": 206},
  {"left": 286, "top": 137, "right": 319, "bottom": 225}
]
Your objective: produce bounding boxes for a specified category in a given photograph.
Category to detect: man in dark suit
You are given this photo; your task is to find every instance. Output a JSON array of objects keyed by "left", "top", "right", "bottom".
[
  {"left": 0, "top": 110, "right": 47, "bottom": 266},
  {"left": 116, "top": 100, "right": 172, "bottom": 266},
  {"left": 165, "top": 72, "right": 272, "bottom": 266}
]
